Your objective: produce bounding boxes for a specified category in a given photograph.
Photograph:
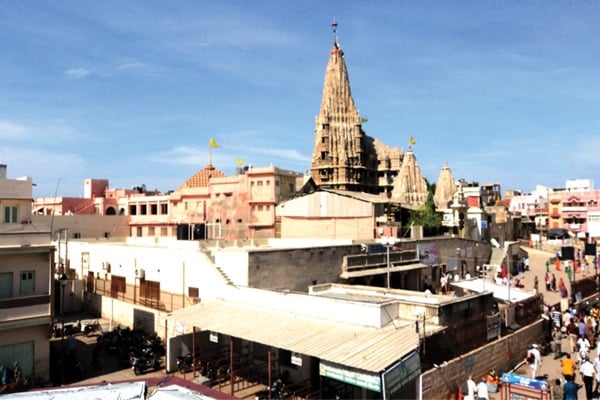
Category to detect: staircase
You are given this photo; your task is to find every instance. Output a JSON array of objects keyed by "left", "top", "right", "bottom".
[{"left": 215, "top": 265, "right": 234, "bottom": 286}]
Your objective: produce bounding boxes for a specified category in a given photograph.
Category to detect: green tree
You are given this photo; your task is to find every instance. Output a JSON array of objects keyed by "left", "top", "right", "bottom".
[{"left": 408, "top": 181, "right": 443, "bottom": 236}]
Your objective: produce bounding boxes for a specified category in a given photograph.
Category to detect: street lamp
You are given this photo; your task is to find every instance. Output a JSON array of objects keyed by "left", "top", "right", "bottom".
[{"left": 380, "top": 236, "right": 397, "bottom": 289}]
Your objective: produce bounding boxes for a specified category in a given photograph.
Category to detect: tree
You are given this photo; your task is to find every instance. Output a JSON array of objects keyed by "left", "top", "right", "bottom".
[{"left": 408, "top": 181, "right": 443, "bottom": 236}]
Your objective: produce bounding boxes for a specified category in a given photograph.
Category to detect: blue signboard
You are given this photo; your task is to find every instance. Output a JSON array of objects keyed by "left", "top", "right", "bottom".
[
  {"left": 481, "top": 220, "right": 488, "bottom": 229},
  {"left": 501, "top": 373, "right": 548, "bottom": 391},
  {"left": 383, "top": 351, "right": 421, "bottom": 398}
]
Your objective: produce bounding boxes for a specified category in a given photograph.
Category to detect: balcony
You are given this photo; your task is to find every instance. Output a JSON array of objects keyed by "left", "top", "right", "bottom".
[{"left": 0, "top": 294, "right": 51, "bottom": 327}]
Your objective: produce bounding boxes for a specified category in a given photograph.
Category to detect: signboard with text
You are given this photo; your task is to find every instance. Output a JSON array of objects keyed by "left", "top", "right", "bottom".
[{"left": 320, "top": 361, "right": 381, "bottom": 392}]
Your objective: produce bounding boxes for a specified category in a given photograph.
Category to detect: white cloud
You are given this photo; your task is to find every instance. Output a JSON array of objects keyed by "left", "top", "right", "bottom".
[
  {"left": 0, "top": 120, "right": 29, "bottom": 140},
  {"left": 65, "top": 68, "right": 91, "bottom": 78}
]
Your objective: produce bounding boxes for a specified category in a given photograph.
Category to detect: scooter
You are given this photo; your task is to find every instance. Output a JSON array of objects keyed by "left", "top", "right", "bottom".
[{"left": 130, "top": 348, "right": 160, "bottom": 375}]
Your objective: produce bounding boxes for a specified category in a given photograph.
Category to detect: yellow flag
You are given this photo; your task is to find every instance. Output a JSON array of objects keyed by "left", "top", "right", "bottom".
[
  {"left": 209, "top": 138, "right": 220, "bottom": 148},
  {"left": 236, "top": 158, "right": 244, "bottom": 166},
  {"left": 409, "top": 136, "right": 416, "bottom": 145}
]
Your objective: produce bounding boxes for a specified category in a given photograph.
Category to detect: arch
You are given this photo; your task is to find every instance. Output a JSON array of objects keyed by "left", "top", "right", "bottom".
[{"left": 105, "top": 207, "right": 116, "bottom": 215}]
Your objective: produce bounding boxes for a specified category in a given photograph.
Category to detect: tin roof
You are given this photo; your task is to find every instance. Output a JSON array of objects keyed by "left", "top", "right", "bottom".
[{"left": 167, "top": 299, "right": 423, "bottom": 373}]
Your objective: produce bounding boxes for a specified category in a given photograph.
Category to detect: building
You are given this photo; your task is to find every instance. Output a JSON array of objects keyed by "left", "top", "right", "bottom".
[
  {"left": 309, "top": 22, "right": 427, "bottom": 206},
  {"left": 0, "top": 164, "right": 53, "bottom": 383}
]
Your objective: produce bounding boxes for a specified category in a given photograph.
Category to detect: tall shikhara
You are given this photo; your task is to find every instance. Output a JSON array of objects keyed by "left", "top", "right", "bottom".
[
  {"left": 310, "top": 21, "right": 428, "bottom": 206},
  {"left": 310, "top": 21, "right": 378, "bottom": 193}
]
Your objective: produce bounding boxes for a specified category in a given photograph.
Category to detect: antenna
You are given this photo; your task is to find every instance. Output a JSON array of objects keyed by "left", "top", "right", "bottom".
[{"left": 49, "top": 177, "right": 61, "bottom": 240}]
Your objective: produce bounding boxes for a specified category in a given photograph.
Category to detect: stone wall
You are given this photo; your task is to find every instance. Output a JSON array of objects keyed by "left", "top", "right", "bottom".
[
  {"left": 247, "top": 246, "right": 353, "bottom": 291},
  {"left": 420, "top": 319, "right": 545, "bottom": 399}
]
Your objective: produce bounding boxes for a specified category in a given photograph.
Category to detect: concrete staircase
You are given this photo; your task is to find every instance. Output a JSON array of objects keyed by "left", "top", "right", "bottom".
[{"left": 215, "top": 265, "right": 234, "bottom": 285}]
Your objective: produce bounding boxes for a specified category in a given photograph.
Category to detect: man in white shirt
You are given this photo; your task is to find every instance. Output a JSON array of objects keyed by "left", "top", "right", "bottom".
[
  {"left": 593, "top": 352, "right": 600, "bottom": 395},
  {"left": 580, "top": 355, "right": 595, "bottom": 399},
  {"left": 477, "top": 375, "right": 489, "bottom": 400},
  {"left": 463, "top": 373, "right": 477, "bottom": 400},
  {"left": 525, "top": 344, "right": 542, "bottom": 379}
]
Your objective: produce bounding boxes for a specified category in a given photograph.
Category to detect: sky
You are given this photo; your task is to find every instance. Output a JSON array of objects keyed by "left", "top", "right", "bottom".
[{"left": 2, "top": 1, "right": 600, "bottom": 198}]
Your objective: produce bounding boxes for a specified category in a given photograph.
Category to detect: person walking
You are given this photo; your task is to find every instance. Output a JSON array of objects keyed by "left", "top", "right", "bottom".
[
  {"left": 462, "top": 373, "right": 477, "bottom": 400},
  {"left": 554, "top": 327, "right": 563, "bottom": 359},
  {"left": 525, "top": 344, "right": 542, "bottom": 379},
  {"left": 476, "top": 375, "right": 489, "bottom": 400},
  {"left": 567, "top": 319, "right": 579, "bottom": 353},
  {"left": 552, "top": 378, "right": 564, "bottom": 400},
  {"left": 563, "top": 375, "right": 578, "bottom": 400},
  {"left": 580, "top": 354, "right": 595, "bottom": 399},
  {"left": 593, "top": 352, "right": 600, "bottom": 396},
  {"left": 562, "top": 354, "right": 577, "bottom": 382}
]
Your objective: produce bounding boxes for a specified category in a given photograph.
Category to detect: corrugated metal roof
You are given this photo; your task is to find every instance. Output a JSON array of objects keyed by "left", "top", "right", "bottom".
[{"left": 167, "top": 299, "right": 421, "bottom": 373}]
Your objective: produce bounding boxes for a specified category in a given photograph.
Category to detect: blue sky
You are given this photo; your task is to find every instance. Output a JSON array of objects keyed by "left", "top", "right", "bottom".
[{"left": 2, "top": 1, "right": 600, "bottom": 198}]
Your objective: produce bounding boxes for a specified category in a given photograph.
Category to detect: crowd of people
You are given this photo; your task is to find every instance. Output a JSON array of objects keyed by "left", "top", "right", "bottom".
[{"left": 551, "top": 304, "right": 600, "bottom": 399}]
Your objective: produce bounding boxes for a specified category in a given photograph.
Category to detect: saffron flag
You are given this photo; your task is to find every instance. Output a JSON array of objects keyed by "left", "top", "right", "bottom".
[
  {"left": 209, "top": 138, "right": 220, "bottom": 148},
  {"left": 236, "top": 158, "right": 244, "bottom": 166},
  {"left": 409, "top": 136, "right": 416, "bottom": 145}
]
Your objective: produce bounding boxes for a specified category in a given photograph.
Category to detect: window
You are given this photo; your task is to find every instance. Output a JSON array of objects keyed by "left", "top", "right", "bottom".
[
  {"left": 137, "top": 227, "right": 142, "bottom": 236},
  {"left": 20, "top": 271, "right": 35, "bottom": 295},
  {"left": 3, "top": 206, "right": 18, "bottom": 224},
  {"left": 188, "top": 287, "right": 199, "bottom": 298},
  {"left": 151, "top": 204, "right": 158, "bottom": 215},
  {"left": 148, "top": 227, "right": 155, "bottom": 236},
  {"left": 161, "top": 203, "right": 168, "bottom": 214},
  {"left": 110, "top": 275, "right": 126, "bottom": 299},
  {"left": 140, "top": 280, "right": 160, "bottom": 308},
  {"left": 160, "top": 227, "right": 167, "bottom": 236},
  {"left": 141, "top": 204, "right": 147, "bottom": 215},
  {"left": 0, "top": 273, "right": 13, "bottom": 299},
  {"left": 257, "top": 181, "right": 263, "bottom": 186},
  {"left": 129, "top": 205, "right": 137, "bottom": 215}
]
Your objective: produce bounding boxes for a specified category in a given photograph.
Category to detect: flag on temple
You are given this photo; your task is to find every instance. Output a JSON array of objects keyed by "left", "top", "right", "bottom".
[
  {"left": 236, "top": 158, "right": 244, "bottom": 166},
  {"left": 409, "top": 136, "right": 417, "bottom": 145},
  {"left": 209, "top": 138, "right": 220, "bottom": 148},
  {"left": 360, "top": 117, "right": 368, "bottom": 124}
]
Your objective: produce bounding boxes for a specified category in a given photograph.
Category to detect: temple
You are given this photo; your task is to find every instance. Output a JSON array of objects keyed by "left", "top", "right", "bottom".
[{"left": 310, "top": 21, "right": 427, "bottom": 206}]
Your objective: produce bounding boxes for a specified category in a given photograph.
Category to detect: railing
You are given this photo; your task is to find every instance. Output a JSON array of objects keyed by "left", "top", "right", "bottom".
[
  {"left": 0, "top": 294, "right": 50, "bottom": 309},
  {"left": 343, "top": 249, "right": 419, "bottom": 272}
]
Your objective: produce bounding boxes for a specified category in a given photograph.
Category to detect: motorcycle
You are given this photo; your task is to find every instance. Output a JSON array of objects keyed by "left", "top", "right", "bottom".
[
  {"left": 176, "top": 353, "right": 201, "bottom": 373},
  {"left": 130, "top": 348, "right": 160, "bottom": 375},
  {"left": 82, "top": 320, "right": 102, "bottom": 336}
]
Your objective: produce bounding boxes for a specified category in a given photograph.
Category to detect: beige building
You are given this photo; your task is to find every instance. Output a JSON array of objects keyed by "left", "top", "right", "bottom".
[
  {"left": 0, "top": 165, "right": 53, "bottom": 383},
  {"left": 276, "top": 190, "right": 388, "bottom": 240}
]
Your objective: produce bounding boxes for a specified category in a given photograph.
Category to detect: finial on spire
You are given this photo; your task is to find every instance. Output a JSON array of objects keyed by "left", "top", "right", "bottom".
[{"left": 332, "top": 18, "right": 339, "bottom": 49}]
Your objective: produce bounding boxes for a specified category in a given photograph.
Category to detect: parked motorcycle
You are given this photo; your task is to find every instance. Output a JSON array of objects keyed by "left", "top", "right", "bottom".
[
  {"left": 130, "top": 348, "right": 160, "bottom": 375},
  {"left": 82, "top": 320, "right": 102, "bottom": 336},
  {"left": 176, "top": 353, "right": 201, "bottom": 373}
]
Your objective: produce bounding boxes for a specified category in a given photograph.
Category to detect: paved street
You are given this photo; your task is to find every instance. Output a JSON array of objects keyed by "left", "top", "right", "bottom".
[{"left": 510, "top": 245, "right": 596, "bottom": 398}]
